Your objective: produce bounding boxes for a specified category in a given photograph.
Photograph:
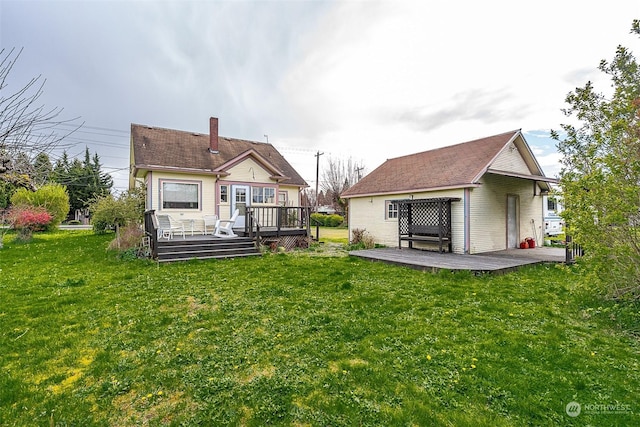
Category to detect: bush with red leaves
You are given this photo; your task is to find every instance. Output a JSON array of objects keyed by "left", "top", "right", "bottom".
[{"left": 8, "top": 206, "right": 53, "bottom": 240}]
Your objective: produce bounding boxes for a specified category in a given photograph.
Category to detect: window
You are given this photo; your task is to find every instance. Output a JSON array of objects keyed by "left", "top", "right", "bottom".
[
  {"left": 220, "top": 185, "right": 228, "bottom": 203},
  {"left": 386, "top": 201, "right": 398, "bottom": 219},
  {"left": 547, "top": 197, "right": 557, "bottom": 212},
  {"left": 264, "top": 187, "right": 275, "bottom": 204},
  {"left": 161, "top": 181, "right": 199, "bottom": 209},
  {"left": 278, "top": 191, "right": 288, "bottom": 206},
  {"left": 252, "top": 187, "right": 263, "bottom": 203},
  {"left": 252, "top": 186, "right": 276, "bottom": 204}
]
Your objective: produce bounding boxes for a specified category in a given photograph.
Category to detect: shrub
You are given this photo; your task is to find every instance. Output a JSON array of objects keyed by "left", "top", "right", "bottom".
[
  {"left": 10, "top": 184, "right": 70, "bottom": 229},
  {"left": 89, "top": 188, "right": 144, "bottom": 234},
  {"left": 325, "top": 214, "right": 344, "bottom": 227},
  {"left": 351, "top": 228, "right": 366, "bottom": 244},
  {"left": 7, "top": 206, "right": 53, "bottom": 241},
  {"left": 108, "top": 223, "right": 144, "bottom": 252},
  {"left": 350, "top": 228, "right": 375, "bottom": 249},
  {"left": 92, "top": 219, "right": 110, "bottom": 234},
  {"left": 311, "top": 213, "right": 344, "bottom": 227},
  {"left": 310, "top": 213, "right": 326, "bottom": 226}
]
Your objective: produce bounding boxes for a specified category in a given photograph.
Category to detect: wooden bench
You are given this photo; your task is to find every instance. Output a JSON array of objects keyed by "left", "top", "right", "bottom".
[{"left": 399, "top": 225, "right": 451, "bottom": 253}]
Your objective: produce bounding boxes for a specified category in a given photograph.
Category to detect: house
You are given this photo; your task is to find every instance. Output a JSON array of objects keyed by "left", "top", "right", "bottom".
[
  {"left": 341, "top": 130, "right": 557, "bottom": 254},
  {"left": 129, "top": 117, "right": 308, "bottom": 239}
]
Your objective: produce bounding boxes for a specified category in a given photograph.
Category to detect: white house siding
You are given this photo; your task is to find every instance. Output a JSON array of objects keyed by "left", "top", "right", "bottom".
[
  {"left": 278, "top": 185, "right": 301, "bottom": 207},
  {"left": 217, "top": 158, "right": 291, "bottom": 220},
  {"left": 147, "top": 171, "right": 216, "bottom": 220},
  {"left": 226, "top": 158, "right": 273, "bottom": 182},
  {"left": 468, "top": 174, "right": 543, "bottom": 253},
  {"left": 490, "top": 140, "right": 532, "bottom": 173},
  {"left": 348, "top": 189, "right": 465, "bottom": 251},
  {"left": 348, "top": 196, "right": 398, "bottom": 247}
]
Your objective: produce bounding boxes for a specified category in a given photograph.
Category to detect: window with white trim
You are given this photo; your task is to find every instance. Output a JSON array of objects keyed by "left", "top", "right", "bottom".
[
  {"left": 252, "top": 186, "right": 276, "bottom": 204},
  {"left": 220, "top": 185, "right": 228, "bottom": 203},
  {"left": 161, "top": 181, "right": 200, "bottom": 209},
  {"left": 386, "top": 201, "right": 398, "bottom": 219},
  {"left": 278, "top": 191, "right": 288, "bottom": 206}
]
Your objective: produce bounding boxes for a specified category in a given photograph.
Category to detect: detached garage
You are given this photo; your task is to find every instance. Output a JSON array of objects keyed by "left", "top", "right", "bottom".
[{"left": 341, "top": 130, "right": 557, "bottom": 254}]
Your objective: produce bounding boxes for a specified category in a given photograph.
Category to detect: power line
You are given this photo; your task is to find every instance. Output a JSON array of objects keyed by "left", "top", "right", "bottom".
[{"left": 53, "top": 122, "right": 129, "bottom": 134}]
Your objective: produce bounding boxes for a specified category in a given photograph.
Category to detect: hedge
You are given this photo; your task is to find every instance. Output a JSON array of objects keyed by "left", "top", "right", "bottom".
[{"left": 310, "top": 213, "right": 344, "bottom": 227}]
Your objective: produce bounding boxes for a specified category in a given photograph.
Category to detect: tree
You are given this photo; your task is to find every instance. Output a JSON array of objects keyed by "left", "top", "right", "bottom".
[
  {"left": 89, "top": 186, "right": 145, "bottom": 235},
  {"left": 321, "top": 156, "right": 363, "bottom": 214},
  {"left": 0, "top": 47, "right": 81, "bottom": 190},
  {"left": 89, "top": 186, "right": 145, "bottom": 252},
  {"left": 31, "top": 152, "right": 53, "bottom": 187},
  {"left": 0, "top": 180, "right": 16, "bottom": 209},
  {"left": 553, "top": 20, "right": 640, "bottom": 299},
  {"left": 51, "top": 148, "right": 113, "bottom": 214},
  {"left": 88, "top": 150, "right": 113, "bottom": 198}
]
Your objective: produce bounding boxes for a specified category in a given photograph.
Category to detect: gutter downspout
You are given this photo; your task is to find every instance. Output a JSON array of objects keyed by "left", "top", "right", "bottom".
[{"left": 464, "top": 187, "right": 471, "bottom": 254}]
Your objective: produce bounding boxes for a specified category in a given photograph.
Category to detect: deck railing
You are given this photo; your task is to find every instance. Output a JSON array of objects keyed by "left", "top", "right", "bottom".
[
  {"left": 565, "top": 234, "right": 584, "bottom": 264},
  {"left": 143, "top": 210, "right": 159, "bottom": 259},
  {"left": 246, "top": 206, "right": 311, "bottom": 239}
]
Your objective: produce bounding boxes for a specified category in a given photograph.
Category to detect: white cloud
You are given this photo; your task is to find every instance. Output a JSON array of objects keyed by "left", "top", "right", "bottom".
[
  {"left": 2, "top": 0, "right": 639, "bottom": 190},
  {"left": 275, "top": 0, "right": 640, "bottom": 179}
]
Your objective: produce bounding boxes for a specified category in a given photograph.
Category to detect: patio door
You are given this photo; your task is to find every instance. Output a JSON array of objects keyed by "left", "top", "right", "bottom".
[
  {"left": 507, "top": 195, "right": 519, "bottom": 248},
  {"left": 231, "top": 185, "right": 249, "bottom": 228}
]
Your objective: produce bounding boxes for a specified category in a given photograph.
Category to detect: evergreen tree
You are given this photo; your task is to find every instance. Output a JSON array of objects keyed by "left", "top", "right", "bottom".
[
  {"left": 50, "top": 148, "right": 113, "bottom": 214},
  {"left": 32, "top": 153, "right": 53, "bottom": 187}
]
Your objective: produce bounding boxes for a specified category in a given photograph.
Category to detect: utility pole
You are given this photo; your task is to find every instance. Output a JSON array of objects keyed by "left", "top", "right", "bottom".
[
  {"left": 264, "top": 134, "right": 269, "bottom": 144},
  {"left": 315, "top": 150, "right": 324, "bottom": 212},
  {"left": 355, "top": 165, "right": 364, "bottom": 181}
]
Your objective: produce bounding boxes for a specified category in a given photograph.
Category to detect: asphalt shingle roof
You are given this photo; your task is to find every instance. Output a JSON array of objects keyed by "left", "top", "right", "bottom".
[
  {"left": 131, "top": 123, "right": 307, "bottom": 187},
  {"left": 342, "top": 130, "right": 522, "bottom": 197}
]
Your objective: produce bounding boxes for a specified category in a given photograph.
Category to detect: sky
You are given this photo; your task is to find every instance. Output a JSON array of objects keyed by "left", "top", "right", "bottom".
[{"left": 1, "top": 0, "right": 639, "bottom": 193}]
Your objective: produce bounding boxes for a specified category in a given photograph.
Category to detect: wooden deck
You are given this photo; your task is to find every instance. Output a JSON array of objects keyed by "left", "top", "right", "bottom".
[
  {"left": 349, "top": 247, "right": 566, "bottom": 274},
  {"left": 156, "top": 226, "right": 308, "bottom": 240}
]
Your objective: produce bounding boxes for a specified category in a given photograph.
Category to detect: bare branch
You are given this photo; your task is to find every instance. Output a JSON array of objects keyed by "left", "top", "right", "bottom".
[
  {"left": 0, "top": 47, "right": 82, "bottom": 189},
  {"left": 321, "top": 156, "right": 364, "bottom": 213}
]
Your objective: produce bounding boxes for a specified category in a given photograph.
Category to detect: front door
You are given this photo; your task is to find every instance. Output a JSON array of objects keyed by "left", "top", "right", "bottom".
[
  {"left": 231, "top": 185, "right": 249, "bottom": 228},
  {"left": 507, "top": 195, "right": 519, "bottom": 248}
]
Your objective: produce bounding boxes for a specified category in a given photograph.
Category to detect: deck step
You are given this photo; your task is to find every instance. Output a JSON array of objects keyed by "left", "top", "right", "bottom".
[{"left": 155, "top": 237, "right": 261, "bottom": 262}]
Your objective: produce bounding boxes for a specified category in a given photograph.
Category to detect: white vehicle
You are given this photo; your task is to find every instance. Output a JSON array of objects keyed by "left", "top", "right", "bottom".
[{"left": 544, "top": 215, "right": 564, "bottom": 236}]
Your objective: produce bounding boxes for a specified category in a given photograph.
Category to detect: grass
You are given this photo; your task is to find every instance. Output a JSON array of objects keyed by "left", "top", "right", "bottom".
[
  {"left": 1, "top": 230, "right": 639, "bottom": 426},
  {"left": 314, "top": 226, "right": 349, "bottom": 244}
]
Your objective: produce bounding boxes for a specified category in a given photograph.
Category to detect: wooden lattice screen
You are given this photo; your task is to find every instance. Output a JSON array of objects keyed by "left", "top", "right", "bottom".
[{"left": 395, "top": 198, "right": 459, "bottom": 252}]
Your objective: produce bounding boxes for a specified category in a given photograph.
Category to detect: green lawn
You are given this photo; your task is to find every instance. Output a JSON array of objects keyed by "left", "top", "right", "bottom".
[
  {"left": 313, "top": 226, "right": 349, "bottom": 244},
  {"left": 1, "top": 230, "right": 639, "bottom": 426}
]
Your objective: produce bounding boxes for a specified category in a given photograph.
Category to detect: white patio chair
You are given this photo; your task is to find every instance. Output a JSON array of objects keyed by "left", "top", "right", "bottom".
[
  {"left": 214, "top": 209, "right": 240, "bottom": 238},
  {"left": 203, "top": 214, "right": 218, "bottom": 235},
  {"left": 156, "top": 214, "right": 185, "bottom": 239}
]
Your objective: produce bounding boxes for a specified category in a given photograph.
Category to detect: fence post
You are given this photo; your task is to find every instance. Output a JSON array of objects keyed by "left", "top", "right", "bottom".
[{"left": 565, "top": 234, "right": 575, "bottom": 264}]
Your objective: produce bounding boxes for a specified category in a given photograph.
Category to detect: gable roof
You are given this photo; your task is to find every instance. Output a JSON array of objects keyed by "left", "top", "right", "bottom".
[
  {"left": 131, "top": 123, "right": 307, "bottom": 187},
  {"left": 342, "top": 130, "right": 555, "bottom": 198}
]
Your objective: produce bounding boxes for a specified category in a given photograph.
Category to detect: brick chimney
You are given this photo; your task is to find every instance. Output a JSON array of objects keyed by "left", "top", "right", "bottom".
[{"left": 209, "top": 117, "right": 219, "bottom": 154}]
